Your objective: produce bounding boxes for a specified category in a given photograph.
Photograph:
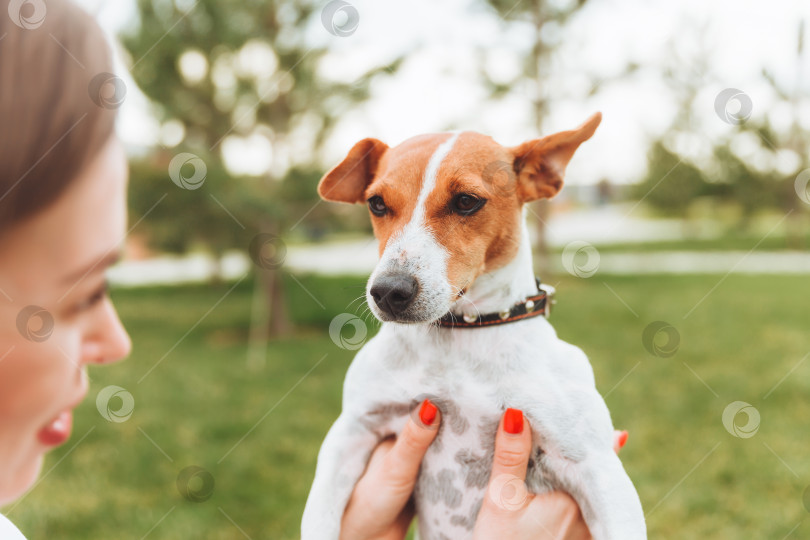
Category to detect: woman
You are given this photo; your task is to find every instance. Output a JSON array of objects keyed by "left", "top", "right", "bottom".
[
  {"left": 0, "top": 1, "right": 621, "bottom": 537},
  {"left": 0, "top": 1, "right": 132, "bottom": 536}
]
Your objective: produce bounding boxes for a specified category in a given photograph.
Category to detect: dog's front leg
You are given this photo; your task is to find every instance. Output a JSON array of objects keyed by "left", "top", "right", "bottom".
[
  {"left": 301, "top": 413, "right": 379, "bottom": 540},
  {"left": 542, "top": 449, "right": 646, "bottom": 540},
  {"left": 523, "top": 380, "right": 647, "bottom": 540}
]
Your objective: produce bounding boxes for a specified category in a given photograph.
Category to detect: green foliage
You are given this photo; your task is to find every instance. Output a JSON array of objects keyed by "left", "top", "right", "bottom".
[
  {"left": 634, "top": 141, "right": 712, "bottom": 217},
  {"left": 639, "top": 127, "right": 807, "bottom": 229},
  {"left": 127, "top": 153, "right": 261, "bottom": 255},
  {"left": 120, "top": 0, "right": 397, "bottom": 252},
  {"left": 710, "top": 144, "right": 779, "bottom": 221},
  {"left": 121, "top": 0, "right": 320, "bottom": 150},
  {"left": 638, "top": 19, "right": 808, "bottom": 230},
  {"left": 9, "top": 273, "right": 810, "bottom": 538}
]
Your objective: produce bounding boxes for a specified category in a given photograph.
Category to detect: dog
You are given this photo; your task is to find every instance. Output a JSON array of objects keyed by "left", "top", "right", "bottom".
[{"left": 302, "top": 113, "right": 646, "bottom": 539}]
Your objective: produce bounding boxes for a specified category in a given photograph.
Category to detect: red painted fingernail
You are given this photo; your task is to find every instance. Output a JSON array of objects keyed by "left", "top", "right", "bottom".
[
  {"left": 618, "top": 430, "right": 628, "bottom": 449},
  {"left": 419, "top": 399, "right": 438, "bottom": 426},
  {"left": 504, "top": 408, "right": 524, "bottom": 434}
]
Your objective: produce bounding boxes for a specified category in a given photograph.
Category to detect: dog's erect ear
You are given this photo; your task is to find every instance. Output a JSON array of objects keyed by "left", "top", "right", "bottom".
[
  {"left": 510, "top": 112, "right": 602, "bottom": 202},
  {"left": 318, "top": 138, "right": 389, "bottom": 204}
]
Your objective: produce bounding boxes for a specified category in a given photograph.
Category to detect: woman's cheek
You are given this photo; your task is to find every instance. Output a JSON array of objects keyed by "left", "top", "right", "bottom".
[
  {"left": 0, "top": 331, "right": 77, "bottom": 435},
  {"left": 0, "top": 338, "right": 59, "bottom": 502}
]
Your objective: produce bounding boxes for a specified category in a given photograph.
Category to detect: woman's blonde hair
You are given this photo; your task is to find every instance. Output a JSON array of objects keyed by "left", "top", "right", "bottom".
[{"left": 0, "top": 0, "right": 117, "bottom": 228}]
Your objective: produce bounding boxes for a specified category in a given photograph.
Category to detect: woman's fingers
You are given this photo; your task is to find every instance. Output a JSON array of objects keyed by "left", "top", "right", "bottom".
[
  {"left": 474, "top": 413, "right": 623, "bottom": 539},
  {"left": 484, "top": 408, "right": 532, "bottom": 514},
  {"left": 340, "top": 399, "right": 441, "bottom": 540},
  {"left": 530, "top": 491, "right": 592, "bottom": 540},
  {"left": 379, "top": 399, "right": 441, "bottom": 496}
]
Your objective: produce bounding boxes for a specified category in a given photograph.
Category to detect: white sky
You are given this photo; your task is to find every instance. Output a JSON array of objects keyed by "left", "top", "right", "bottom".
[{"left": 77, "top": 0, "right": 810, "bottom": 185}]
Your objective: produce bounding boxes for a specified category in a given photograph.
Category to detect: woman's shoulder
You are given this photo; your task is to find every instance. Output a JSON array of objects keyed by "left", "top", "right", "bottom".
[{"left": 0, "top": 513, "right": 27, "bottom": 539}]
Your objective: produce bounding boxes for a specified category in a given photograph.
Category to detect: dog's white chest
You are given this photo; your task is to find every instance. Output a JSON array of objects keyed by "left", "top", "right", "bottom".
[
  {"left": 350, "top": 321, "right": 578, "bottom": 538},
  {"left": 366, "top": 359, "right": 507, "bottom": 537},
  {"left": 304, "top": 316, "right": 646, "bottom": 540}
]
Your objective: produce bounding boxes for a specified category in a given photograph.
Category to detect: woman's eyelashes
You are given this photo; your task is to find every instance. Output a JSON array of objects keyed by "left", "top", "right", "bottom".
[{"left": 73, "top": 280, "right": 109, "bottom": 314}]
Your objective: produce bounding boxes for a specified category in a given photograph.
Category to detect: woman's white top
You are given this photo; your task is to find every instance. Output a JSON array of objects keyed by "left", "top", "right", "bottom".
[{"left": 0, "top": 513, "right": 26, "bottom": 539}]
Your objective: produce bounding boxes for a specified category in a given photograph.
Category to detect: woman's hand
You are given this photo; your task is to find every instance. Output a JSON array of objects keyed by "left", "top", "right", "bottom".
[
  {"left": 340, "top": 399, "right": 441, "bottom": 540},
  {"left": 473, "top": 408, "right": 628, "bottom": 540},
  {"left": 341, "top": 401, "right": 627, "bottom": 540}
]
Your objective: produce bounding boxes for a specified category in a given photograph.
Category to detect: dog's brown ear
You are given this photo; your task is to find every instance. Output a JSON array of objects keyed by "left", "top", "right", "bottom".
[
  {"left": 510, "top": 112, "right": 601, "bottom": 202},
  {"left": 318, "top": 138, "right": 389, "bottom": 204}
]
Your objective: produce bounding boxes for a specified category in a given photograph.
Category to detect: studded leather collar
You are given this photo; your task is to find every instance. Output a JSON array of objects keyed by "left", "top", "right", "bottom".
[{"left": 437, "top": 280, "right": 556, "bottom": 329}]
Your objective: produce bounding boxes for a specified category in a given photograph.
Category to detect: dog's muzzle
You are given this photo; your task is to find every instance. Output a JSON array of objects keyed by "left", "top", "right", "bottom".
[{"left": 369, "top": 272, "right": 419, "bottom": 318}]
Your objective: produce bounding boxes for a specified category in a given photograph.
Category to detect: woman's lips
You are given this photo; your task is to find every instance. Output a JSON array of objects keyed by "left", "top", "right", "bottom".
[
  {"left": 37, "top": 386, "right": 86, "bottom": 447},
  {"left": 38, "top": 409, "right": 73, "bottom": 446}
]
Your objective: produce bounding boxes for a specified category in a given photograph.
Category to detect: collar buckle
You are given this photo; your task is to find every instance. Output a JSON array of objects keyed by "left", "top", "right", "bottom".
[{"left": 538, "top": 283, "right": 556, "bottom": 318}]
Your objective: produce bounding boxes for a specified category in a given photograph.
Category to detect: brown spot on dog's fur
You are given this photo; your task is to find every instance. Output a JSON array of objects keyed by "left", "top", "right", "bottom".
[
  {"left": 364, "top": 133, "right": 455, "bottom": 256},
  {"left": 422, "top": 132, "right": 524, "bottom": 294}
]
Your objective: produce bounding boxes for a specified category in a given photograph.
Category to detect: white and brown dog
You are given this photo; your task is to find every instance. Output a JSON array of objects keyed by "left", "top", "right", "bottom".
[{"left": 302, "top": 113, "right": 646, "bottom": 539}]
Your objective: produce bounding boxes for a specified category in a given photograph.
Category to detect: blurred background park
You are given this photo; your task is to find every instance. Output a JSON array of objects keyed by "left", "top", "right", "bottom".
[{"left": 6, "top": 0, "right": 810, "bottom": 537}]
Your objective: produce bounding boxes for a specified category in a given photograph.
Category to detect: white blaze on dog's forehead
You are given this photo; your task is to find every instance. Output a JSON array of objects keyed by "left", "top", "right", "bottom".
[
  {"left": 368, "top": 133, "right": 461, "bottom": 323},
  {"left": 407, "top": 132, "right": 460, "bottom": 229}
]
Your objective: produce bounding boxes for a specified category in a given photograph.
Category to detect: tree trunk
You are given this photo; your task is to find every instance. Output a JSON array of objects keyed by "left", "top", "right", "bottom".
[
  {"left": 247, "top": 272, "right": 269, "bottom": 370},
  {"left": 534, "top": 199, "right": 553, "bottom": 277},
  {"left": 208, "top": 252, "right": 224, "bottom": 285},
  {"left": 258, "top": 217, "right": 292, "bottom": 338},
  {"left": 266, "top": 268, "right": 291, "bottom": 337}
]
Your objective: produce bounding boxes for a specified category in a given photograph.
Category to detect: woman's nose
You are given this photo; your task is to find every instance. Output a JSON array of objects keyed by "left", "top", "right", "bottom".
[{"left": 81, "top": 299, "right": 131, "bottom": 365}]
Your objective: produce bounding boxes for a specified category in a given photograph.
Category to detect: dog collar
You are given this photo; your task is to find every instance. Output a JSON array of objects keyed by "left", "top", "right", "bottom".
[{"left": 437, "top": 280, "right": 556, "bottom": 329}]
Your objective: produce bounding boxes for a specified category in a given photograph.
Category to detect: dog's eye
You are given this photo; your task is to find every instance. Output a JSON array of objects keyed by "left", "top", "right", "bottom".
[
  {"left": 451, "top": 193, "right": 486, "bottom": 216},
  {"left": 367, "top": 195, "right": 388, "bottom": 216}
]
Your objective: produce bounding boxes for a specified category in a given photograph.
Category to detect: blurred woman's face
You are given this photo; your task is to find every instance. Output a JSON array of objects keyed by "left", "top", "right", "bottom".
[{"left": 0, "top": 137, "right": 132, "bottom": 505}]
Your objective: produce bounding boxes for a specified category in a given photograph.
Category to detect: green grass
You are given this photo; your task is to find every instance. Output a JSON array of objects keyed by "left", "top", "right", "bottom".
[{"left": 5, "top": 272, "right": 810, "bottom": 539}]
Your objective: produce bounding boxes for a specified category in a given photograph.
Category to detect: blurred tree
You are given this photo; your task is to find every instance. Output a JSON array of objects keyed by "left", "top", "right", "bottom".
[
  {"left": 634, "top": 141, "right": 711, "bottom": 219},
  {"left": 633, "top": 19, "right": 719, "bottom": 235},
  {"left": 753, "top": 19, "right": 809, "bottom": 247},
  {"left": 480, "top": 0, "right": 587, "bottom": 276},
  {"left": 639, "top": 19, "right": 808, "bottom": 246},
  {"left": 479, "top": 0, "right": 637, "bottom": 275},
  {"left": 121, "top": 0, "right": 399, "bottom": 338}
]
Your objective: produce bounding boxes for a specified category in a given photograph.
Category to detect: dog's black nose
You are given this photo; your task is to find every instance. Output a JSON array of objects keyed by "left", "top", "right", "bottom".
[{"left": 370, "top": 273, "right": 419, "bottom": 317}]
